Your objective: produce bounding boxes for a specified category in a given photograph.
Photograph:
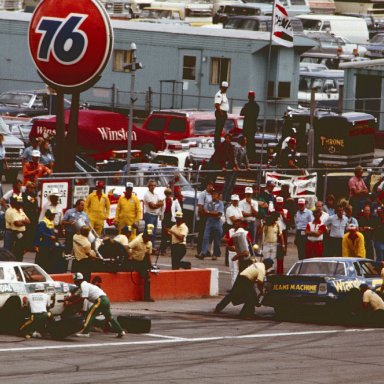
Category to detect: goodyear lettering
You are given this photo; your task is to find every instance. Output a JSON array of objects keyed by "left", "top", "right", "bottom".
[
  {"left": 273, "top": 283, "right": 317, "bottom": 292},
  {"left": 0, "top": 284, "right": 13, "bottom": 293},
  {"left": 332, "top": 279, "right": 360, "bottom": 292}
]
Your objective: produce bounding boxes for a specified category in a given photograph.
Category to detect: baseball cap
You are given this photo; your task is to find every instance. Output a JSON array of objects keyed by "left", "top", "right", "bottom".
[
  {"left": 221, "top": 81, "right": 229, "bottom": 88},
  {"left": 245, "top": 187, "right": 253, "bottom": 194},
  {"left": 175, "top": 211, "right": 183, "bottom": 219},
  {"left": 298, "top": 198, "right": 306, "bottom": 205},
  {"left": 73, "top": 272, "right": 84, "bottom": 281},
  {"left": 231, "top": 194, "right": 240, "bottom": 201},
  {"left": 266, "top": 180, "right": 275, "bottom": 187},
  {"left": 276, "top": 196, "right": 284, "bottom": 203},
  {"left": 248, "top": 91, "right": 255, "bottom": 97},
  {"left": 126, "top": 182, "right": 134, "bottom": 188},
  {"left": 96, "top": 181, "right": 105, "bottom": 188},
  {"left": 31, "top": 149, "right": 41, "bottom": 157},
  {"left": 347, "top": 224, "right": 357, "bottom": 231}
]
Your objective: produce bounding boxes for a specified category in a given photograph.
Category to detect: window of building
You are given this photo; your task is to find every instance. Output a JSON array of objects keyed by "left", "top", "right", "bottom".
[
  {"left": 113, "top": 49, "right": 133, "bottom": 72},
  {"left": 182, "top": 56, "right": 197, "bottom": 80},
  {"left": 278, "top": 82, "right": 291, "bottom": 98},
  {"left": 210, "top": 57, "right": 231, "bottom": 85}
]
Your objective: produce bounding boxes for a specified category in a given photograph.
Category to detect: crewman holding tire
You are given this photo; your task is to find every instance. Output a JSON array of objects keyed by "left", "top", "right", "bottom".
[
  {"left": 85, "top": 181, "right": 110, "bottom": 236},
  {"left": 74, "top": 272, "right": 125, "bottom": 338},
  {"left": 20, "top": 283, "right": 52, "bottom": 339}
]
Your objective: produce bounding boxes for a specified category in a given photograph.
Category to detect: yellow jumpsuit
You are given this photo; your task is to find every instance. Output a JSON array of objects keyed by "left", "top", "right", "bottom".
[
  {"left": 84, "top": 191, "right": 111, "bottom": 235},
  {"left": 342, "top": 232, "right": 366, "bottom": 258},
  {"left": 115, "top": 193, "right": 142, "bottom": 239}
]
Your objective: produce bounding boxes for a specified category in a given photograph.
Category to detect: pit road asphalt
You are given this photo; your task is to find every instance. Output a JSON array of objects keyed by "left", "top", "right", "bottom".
[{"left": 1, "top": 249, "right": 383, "bottom": 384}]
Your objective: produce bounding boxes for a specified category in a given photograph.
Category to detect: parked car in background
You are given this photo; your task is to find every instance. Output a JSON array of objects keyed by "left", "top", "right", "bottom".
[
  {"left": 133, "top": 6, "right": 184, "bottom": 20},
  {"left": 306, "top": 31, "right": 367, "bottom": 56},
  {"left": 364, "top": 32, "right": 384, "bottom": 58},
  {"left": 1, "top": 116, "right": 32, "bottom": 146},
  {"left": 213, "top": 3, "right": 264, "bottom": 25},
  {"left": 141, "top": 110, "right": 243, "bottom": 141},
  {"left": 297, "top": 14, "right": 370, "bottom": 44},
  {"left": 298, "top": 69, "right": 344, "bottom": 109},
  {"left": 340, "top": 13, "right": 384, "bottom": 39},
  {"left": 243, "top": 0, "right": 311, "bottom": 16},
  {"left": 299, "top": 62, "right": 329, "bottom": 72},
  {"left": 0, "top": 116, "right": 25, "bottom": 182},
  {"left": 0, "top": 90, "right": 71, "bottom": 118},
  {"left": 223, "top": 15, "right": 304, "bottom": 34}
]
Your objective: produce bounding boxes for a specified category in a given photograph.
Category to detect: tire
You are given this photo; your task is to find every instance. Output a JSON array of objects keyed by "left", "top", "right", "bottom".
[
  {"left": 117, "top": 315, "right": 151, "bottom": 334},
  {"left": 0, "top": 297, "right": 24, "bottom": 334}
]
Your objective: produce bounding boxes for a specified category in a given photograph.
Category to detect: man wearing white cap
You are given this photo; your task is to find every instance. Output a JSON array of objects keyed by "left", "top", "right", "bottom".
[
  {"left": 225, "top": 194, "right": 243, "bottom": 229},
  {"left": 342, "top": 224, "right": 366, "bottom": 258},
  {"left": 39, "top": 187, "right": 64, "bottom": 228},
  {"left": 115, "top": 182, "right": 141, "bottom": 239},
  {"left": 23, "top": 149, "right": 51, "bottom": 185},
  {"left": 214, "top": 80, "right": 230, "bottom": 149},
  {"left": 294, "top": 198, "right": 313, "bottom": 260},
  {"left": 239, "top": 187, "right": 259, "bottom": 242}
]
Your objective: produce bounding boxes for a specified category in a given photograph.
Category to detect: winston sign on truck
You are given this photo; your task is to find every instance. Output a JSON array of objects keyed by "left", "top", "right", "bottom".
[{"left": 30, "top": 110, "right": 165, "bottom": 160}]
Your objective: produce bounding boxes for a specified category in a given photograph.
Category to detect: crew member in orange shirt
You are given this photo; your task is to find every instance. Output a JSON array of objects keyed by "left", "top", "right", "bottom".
[{"left": 23, "top": 150, "right": 52, "bottom": 185}]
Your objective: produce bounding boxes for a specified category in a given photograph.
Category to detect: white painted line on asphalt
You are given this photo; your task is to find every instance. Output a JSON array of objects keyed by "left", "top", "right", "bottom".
[
  {"left": 0, "top": 328, "right": 376, "bottom": 353},
  {"left": 146, "top": 333, "right": 188, "bottom": 340}
]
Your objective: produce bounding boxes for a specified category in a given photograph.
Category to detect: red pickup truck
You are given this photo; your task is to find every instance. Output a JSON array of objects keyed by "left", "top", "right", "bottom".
[
  {"left": 30, "top": 110, "right": 166, "bottom": 161},
  {"left": 141, "top": 110, "right": 243, "bottom": 141}
]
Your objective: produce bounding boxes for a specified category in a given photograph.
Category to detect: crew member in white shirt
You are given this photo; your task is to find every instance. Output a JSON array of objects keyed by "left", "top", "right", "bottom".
[{"left": 74, "top": 273, "right": 125, "bottom": 338}]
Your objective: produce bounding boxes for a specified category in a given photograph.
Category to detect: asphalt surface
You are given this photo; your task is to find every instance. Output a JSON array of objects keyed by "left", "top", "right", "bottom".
[
  {"left": 1, "top": 241, "right": 383, "bottom": 384},
  {"left": 2, "top": 175, "right": 384, "bottom": 383}
]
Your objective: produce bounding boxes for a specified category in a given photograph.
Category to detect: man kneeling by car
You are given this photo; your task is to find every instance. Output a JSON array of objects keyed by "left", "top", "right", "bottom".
[
  {"left": 214, "top": 258, "right": 274, "bottom": 319},
  {"left": 360, "top": 283, "right": 384, "bottom": 327}
]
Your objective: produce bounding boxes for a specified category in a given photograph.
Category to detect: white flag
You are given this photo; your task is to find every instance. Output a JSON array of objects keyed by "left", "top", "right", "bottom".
[{"left": 272, "top": 0, "right": 294, "bottom": 48}]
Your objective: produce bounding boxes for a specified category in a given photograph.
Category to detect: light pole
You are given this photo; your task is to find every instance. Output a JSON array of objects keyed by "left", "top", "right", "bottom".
[{"left": 124, "top": 42, "right": 142, "bottom": 174}]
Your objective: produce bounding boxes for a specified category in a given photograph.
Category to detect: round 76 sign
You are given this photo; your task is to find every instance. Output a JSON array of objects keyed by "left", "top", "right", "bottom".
[{"left": 28, "top": 0, "right": 113, "bottom": 91}]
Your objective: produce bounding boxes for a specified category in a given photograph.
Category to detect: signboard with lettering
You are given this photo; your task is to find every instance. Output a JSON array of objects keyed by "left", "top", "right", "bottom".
[
  {"left": 28, "top": 0, "right": 113, "bottom": 92},
  {"left": 41, "top": 181, "right": 70, "bottom": 210},
  {"left": 73, "top": 185, "right": 90, "bottom": 205}
]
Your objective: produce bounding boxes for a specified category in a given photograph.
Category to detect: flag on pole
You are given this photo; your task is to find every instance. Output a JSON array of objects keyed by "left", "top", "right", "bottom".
[{"left": 272, "top": 0, "right": 294, "bottom": 48}]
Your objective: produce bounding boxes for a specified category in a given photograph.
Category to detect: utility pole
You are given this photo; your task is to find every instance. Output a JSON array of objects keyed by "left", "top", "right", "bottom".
[{"left": 124, "top": 42, "right": 142, "bottom": 174}]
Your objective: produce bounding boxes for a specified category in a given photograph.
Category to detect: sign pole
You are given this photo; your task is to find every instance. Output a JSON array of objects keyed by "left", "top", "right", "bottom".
[
  {"left": 67, "top": 92, "right": 80, "bottom": 172},
  {"left": 126, "top": 43, "right": 137, "bottom": 175},
  {"left": 258, "top": 0, "right": 276, "bottom": 184},
  {"left": 55, "top": 92, "right": 66, "bottom": 172}
]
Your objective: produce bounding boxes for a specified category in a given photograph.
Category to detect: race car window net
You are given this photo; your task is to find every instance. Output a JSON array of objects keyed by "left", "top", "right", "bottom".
[{"left": 358, "top": 261, "right": 382, "bottom": 278}]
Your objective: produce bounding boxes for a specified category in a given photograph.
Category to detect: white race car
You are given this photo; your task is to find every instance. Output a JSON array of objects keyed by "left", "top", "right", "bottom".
[{"left": 0, "top": 262, "right": 71, "bottom": 333}]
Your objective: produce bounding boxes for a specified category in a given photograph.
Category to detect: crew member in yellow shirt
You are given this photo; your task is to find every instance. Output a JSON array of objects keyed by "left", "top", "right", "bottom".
[
  {"left": 342, "top": 224, "right": 366, "bottom": 258},
  {"left": 360, "top": 283, "right": 384, "bottom": 326},
  {"left": 85, "top": 181, "right": 110, "bottom": 235},
  {"left": 114, "top": 182, "right": 142, "bottom": 238}
]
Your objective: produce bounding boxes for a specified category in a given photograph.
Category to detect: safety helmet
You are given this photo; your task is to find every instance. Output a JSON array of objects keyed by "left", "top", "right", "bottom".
[
  {"left": 73, "top": 272, "right": 84, "bottom": 281},
  {"left": 34, "top": 283, "right": 45, "bottom": 292}
]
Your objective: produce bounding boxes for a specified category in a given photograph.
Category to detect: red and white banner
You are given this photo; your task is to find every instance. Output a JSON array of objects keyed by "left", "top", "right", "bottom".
[
  {"left": 272, "top": 0, "right": 294, "bottom": 48},
  {"left": 266, "top": 172, "right": 317, "bottom": 198}
]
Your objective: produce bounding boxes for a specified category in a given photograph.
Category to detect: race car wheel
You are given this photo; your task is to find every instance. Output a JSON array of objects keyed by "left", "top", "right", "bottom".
[{"left": 0, "top": 297, "right": 24, "bottom": 334}]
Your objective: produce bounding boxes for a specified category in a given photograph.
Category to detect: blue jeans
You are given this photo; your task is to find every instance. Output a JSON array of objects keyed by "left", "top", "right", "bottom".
[
  {"left": 201, "top": 218, "right": 222, "bottom": 257},
  {"left": 144, "top": 212, "right": 158, "bottom": 248},
  {"left": 374, "top": 241, "right": 384, "bottom": 261},
  {"left": 222, "top": 171, "right": 237, "bottom": 203}
]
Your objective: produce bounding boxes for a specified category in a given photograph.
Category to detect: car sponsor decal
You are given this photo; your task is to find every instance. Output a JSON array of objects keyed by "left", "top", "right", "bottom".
[
  {"left": 272, "top": 283, "right": 318, "bottom": 293},
  {"left": 0, "top": 284, "right": 13, "bottom": 293},
  {"left": 332, "top": 279, "right": 361, "bottom": 292}
]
